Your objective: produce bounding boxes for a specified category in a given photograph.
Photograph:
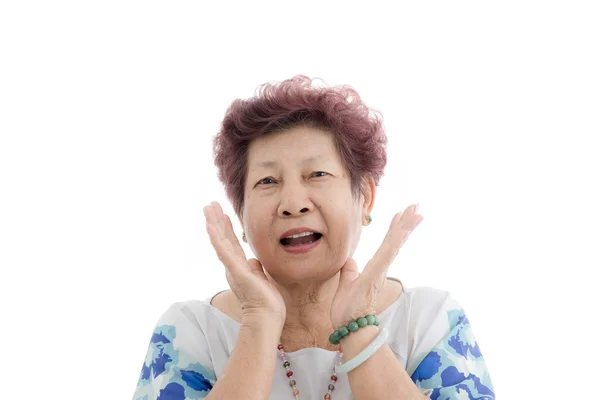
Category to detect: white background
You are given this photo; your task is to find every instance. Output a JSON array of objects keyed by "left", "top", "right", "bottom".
[{"left": 1, "top": 1, "right": 598, "bottom": 399}]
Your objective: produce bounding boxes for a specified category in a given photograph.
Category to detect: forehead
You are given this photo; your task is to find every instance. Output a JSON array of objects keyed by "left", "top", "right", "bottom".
[{"left": 247, "top": 126, "right": 338, "bottom": 170}]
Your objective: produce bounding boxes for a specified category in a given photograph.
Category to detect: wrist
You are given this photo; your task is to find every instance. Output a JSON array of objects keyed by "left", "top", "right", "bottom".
[
  {"left": 332, "top": 309, "right": 377, "bottom": 329},
  {"left": 241, "top": 313, "right": 284, "bottom": 333},
  {"left": 329, "top": 314, "right": 379, "bottom": 345},
  {"left": 339, "top": 325, "right": 380, "bottom": 358}
]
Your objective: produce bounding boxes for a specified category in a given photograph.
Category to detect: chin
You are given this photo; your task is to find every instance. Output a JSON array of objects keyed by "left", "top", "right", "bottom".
[{"left": 273, "top": 262, "right": 339, "bottom": 283}]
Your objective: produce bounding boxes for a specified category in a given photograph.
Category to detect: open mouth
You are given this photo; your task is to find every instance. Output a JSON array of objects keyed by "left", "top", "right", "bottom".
[{"left": 280, "top": 233, "right": 323, "bottom": 247}]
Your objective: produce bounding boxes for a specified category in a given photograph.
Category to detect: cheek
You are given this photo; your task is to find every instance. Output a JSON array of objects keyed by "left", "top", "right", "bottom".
[
  {"left": 327, "top": 224, "right": 354, "bottom": 251},
  {"left": 340, "top": 218, "right": 362, "bottom": 250},
  {"left": 255, "top": 225, "right": 282, "bottom": 249}
]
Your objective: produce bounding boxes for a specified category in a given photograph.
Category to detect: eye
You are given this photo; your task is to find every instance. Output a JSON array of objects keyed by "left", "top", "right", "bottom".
[
  {"left": 258, "top": 177, "right": 276, "bottom": 185},
  {"left": 257, "top": 172, "right": 329, "bottom": 186}
]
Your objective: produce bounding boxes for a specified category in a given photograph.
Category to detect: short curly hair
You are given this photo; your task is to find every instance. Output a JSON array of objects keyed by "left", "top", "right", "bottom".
[{"left": 212, "top": 74, "right": 388, "bottom": 219}]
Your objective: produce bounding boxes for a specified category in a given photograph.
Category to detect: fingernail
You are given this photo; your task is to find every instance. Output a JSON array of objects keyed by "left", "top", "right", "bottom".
[{"left": 415, "top": 203, "right": 419, "bottom": 213}]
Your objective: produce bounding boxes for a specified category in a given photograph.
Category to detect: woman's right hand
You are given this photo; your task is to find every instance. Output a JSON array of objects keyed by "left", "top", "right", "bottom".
[{"left": 203, "top": 201, "right": 286, "bottom": 325}]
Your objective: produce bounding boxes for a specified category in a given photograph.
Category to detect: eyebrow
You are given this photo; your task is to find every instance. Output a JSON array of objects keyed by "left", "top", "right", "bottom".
[{"left": 254, "top": 155, "right": 322, "bottom": 169}]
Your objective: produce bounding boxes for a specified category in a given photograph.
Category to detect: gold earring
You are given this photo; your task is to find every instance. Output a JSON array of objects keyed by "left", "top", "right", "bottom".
[{"left": 242, "top": 232, "right": 247, "bottom": 242}]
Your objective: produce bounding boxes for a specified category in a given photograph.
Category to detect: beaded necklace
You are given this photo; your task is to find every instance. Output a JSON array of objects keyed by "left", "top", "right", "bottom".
[{"left": 277, "top": 343, "right": 343, "bottom": 400}]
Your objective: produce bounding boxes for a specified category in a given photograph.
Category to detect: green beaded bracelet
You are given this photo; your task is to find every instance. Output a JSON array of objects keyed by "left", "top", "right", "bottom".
[{"left": 329, "top": 314, "right": 380, "bottom": 345}]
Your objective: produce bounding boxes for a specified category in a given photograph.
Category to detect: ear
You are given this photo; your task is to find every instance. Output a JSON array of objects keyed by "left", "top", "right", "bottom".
[
  {"left": 361, "top": 177, "right": 376, "bottom": 219},
  {"left": 238, "top": 210, "right": 244, "bottom": 229}
]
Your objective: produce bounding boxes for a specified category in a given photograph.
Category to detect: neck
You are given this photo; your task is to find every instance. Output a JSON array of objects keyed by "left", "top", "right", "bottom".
[{"left": 267, "top": 271, "right": 341, "bottom": 351}]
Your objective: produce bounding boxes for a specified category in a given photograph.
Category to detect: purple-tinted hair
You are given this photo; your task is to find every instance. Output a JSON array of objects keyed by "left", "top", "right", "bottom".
[{"left": 212, "top": 74, "right": 388, "bottom": 218}]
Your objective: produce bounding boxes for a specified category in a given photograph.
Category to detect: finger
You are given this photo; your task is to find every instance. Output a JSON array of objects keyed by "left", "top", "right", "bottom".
[
  {"left": 204, "top": 205, "right": 246, "bottom": 277},
  {"left": 363, "top": 218, "right": 404, "bottom": 278},
  {"left": 364, "top": 205, "right": 422, "bottom": 277},
  {"left": 338, "top": 258, "right": 360, "bottom": 287},
  {"left": 397, "top": 204, "right": 423, "bottom": 234},
  {"left": 210, "top": 202, "right": 243, "bottom": 251},
  {"left": 205, "top": 202, "right": 230, "bottom": 241},
  {"left": 206, "top": 219, "right": 245, "bottom": 277},
  {"left": 211, "top": 201, "right": 224, "bottom": 220},
  {"left": 224, "top": 213, "right": 246, "bottom": 260},
  {"left": 204, "top": 204, "right": 227, "bottom": 240},
  {"left": 213, "top": 205, "right": 245, "bottom": 261}
]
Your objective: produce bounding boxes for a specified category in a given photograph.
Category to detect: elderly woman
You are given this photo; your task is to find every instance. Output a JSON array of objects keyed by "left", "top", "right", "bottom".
[{"left": 132, "top": 75, "right": 495, "bottom": 400}]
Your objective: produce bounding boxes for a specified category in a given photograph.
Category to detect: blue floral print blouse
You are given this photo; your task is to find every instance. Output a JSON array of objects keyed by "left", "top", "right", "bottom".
[{"left": 132, "top": 279, "right": 495, "bottom": 399}]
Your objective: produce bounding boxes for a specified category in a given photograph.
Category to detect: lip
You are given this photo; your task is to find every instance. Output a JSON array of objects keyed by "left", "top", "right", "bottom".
[
  {"left": 280, "top": 235, "right": 322, "bottom": 254},
  {"left": 279, "top": 227, "right": 322, "bottom": 240}
]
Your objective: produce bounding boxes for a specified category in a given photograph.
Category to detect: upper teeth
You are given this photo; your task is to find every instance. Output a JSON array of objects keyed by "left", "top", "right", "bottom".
[{"left": 285, "top": 231, "right": 316, "bottom": 239}]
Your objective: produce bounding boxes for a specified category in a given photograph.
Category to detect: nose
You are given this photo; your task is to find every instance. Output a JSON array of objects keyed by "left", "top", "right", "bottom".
[
  {"left": 277, "top": 185, "right": 313, "bottom": 217},
  {"left": 281, "top": 207, "right": 310, "bottom": 217}
]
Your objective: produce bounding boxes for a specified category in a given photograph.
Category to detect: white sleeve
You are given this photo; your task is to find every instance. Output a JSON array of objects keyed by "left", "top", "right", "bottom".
[
  {"left": 132, "top": 302, "right": 217, "bottom": 400},
  {"left": 406, "top": 288, "right": 495, "bottom": 399},
  {"left": 405, "top": 287, "right": 455, "bottom": 375}
]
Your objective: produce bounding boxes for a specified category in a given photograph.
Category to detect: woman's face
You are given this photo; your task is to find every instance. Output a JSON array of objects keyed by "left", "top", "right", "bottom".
[{"left": 238, "top": 126, "right": 375, "bottom": 285}]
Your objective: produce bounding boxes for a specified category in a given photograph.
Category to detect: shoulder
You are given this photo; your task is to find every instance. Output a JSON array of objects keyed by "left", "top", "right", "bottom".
[
  {"left": 405, "top": 286, "right": 455, "bottom": 317},
  {"left": 149, "top": 295, "right": 244, "bottom": 349},
  {"left": 401, "top": 287, "right": 475, "bottom": 372},
  {"left": 406, "top": 285, "right": 452, "bottom": 305},
  {"left": 383, "top": 285, "right": 456, "bottom": 342},
  {"left": 402, "top": 286, "right": 465, "bottom": 337},
  {"left": 209, "top": 290, "right": 243, "bottom": 323},
  {"left": 150, "top": 300, "right": 212, "bottom": 348},
  {"left": 403, "top": 288, "right": 496, "bottom": 397},
  {"left": 134, "top": 300, "right": 218, "bottom": 399}
]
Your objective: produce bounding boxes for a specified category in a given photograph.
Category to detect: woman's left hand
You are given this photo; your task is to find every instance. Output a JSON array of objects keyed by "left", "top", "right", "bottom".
[{"left": 330, "top": 204, "right": 423, "bottom": 329}]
